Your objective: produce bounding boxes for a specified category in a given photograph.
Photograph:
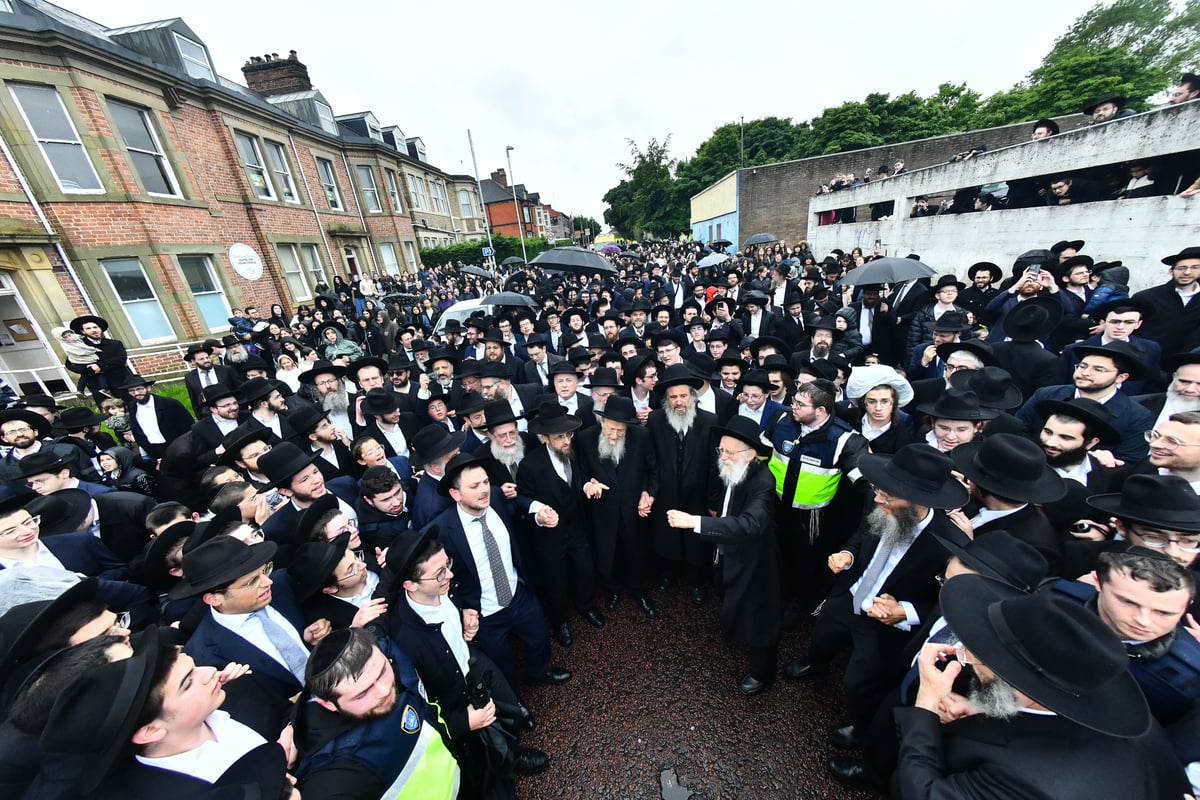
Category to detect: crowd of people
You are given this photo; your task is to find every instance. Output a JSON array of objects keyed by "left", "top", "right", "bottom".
[{"left": 1, "top": 213, "right": 1200, "bottom": 797}]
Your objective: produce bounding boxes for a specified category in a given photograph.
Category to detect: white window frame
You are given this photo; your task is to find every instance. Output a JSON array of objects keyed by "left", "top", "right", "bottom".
[
  {"left": 384, "top": 168, "right": 402, "bottom": 213},
  {"left": 406, "top": 174, "right": 429, "bottom": 211},
  {"left": 264, "top": 140, "right": 299, "bottom": 203},
  {"left": 458, "top": 189, "right": 473, "bottom": 219},
  {"left": 177, "top": 254, "right": 232, "bottom": 331},
  {"left": 315, "top": 101, "right": 338, "bottom": 135},
  {"left": 300, "top": 244, "right": 325, "bottom": 289},
  {"left": 99, "top": 257, "right": 175, "bottom": 344},
  {"left": 233, "top": 131, "right": 275, "bottom": 200},
  {"left": 402, "top": 241, "right": 417, "bottom": 271},
  {"left": 8, "top": 83, "right": 104, "bottom": 194},
  {"left": 173, "top": 33, "right": 215, "bottom": 81},
  {"left": 0, "top": 1, "right": 14, "bottom": 12},
  {"left": 276, "top": 244, "right": 312, "bottom": 301},
  {"left": 355, "top": 165, "right": 382, "bottom": 213},
  {"left": 315, "top": 157, "right": 343, "bottom": 211},
  {"left": 108, "top": 99, "right": 180, "bottom": 197},
  {"left": 378, "top": 242, "right": 400, "bottom": 276}
]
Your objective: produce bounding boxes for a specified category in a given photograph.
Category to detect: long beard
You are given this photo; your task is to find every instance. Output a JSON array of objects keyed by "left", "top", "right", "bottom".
[
  {"left": 719, "top": 458, "right": 751, "bottom": 490},
  {"left": 490, "top": 436, "right": 525, "bottom": 468},
  {"left": 813, "top": 342, "right": 830, "bottom": 358},
  {"left": 598, "top": 434, "right": 626, "bottom": 463},
  {"left": 866, "top": 504, "right": 922, "bottom": 549},
  {"left": 226, "top": 348, "right": 249, "bottom": 364},
  {"left": 666, "top": 400, "right": 697, "bottom": 435},
  {"left": 968, "top": 673, "right": 1022, "bottom": 720},
  {"left": 322, "top": 389, "right": 350, "bottom": 415},
  {"left": 1168, "top": 387, "right": 1200, "bottom": 411}
]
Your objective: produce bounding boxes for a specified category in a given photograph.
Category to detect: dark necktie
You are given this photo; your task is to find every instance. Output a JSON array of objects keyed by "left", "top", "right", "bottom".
[{"left": 477, "top": 516, "right": 512, "bottom": 607}]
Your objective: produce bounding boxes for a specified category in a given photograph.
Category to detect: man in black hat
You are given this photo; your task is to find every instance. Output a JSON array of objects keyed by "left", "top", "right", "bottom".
[
  {"left": 519, "top": 332, "right": 565, "bottom": 388},
  {"left": 895, "top": 575, "right": 1189, "bottom": 799},
  {"left": 19, "top": 451, "right": 113, "bottom": 498},
  {"left": 542, "top": 361, "right": 596, "bottom": 431},
  {"left": 0, "top": 493, "right": 127, "bottom": 580},
  {"left": 905, "top": 276, "right": 967, "bottom": 368},
  {"left": 958, "top": 263, "right": 1002, "bottom": 323},
  {"left": 1015, "top": 341, "right": 1153, "bottom": 463},
  {"left": 666, "top": 415, "right": 781, "bottom": 695},
  {"left": 1080, "top": 474, "right": 1200, "bottom": 575},
  {"left": 517, "top": 402, "right": 603, "bottom": 647},
  {"left": 477, "top": 362, "right": 537, "bottom": 432},
  {"left": 409, "top": 425, "right": 467, "bottom": 531},
  {"left": 906, "top": 310, "right": 970, "bottom": 381},
  {"left": 1140, "top": 352, "right": 1200, "bottom": 428},
  {"left": 985, "top": 296, "right": 1062, "bottom": 400},
  {"left": 292, "top": 405, "right": 357, "bottom": 481},
  {"left": 239, "top": 378, "right": 295, "bottom": 441},
  {"left": 0, "top": 409, "right": 98, "bottom": 496},
  {"left": 384, "top": 351, "right": 416, "bottom": 401},
  {"left": 784, "top": 444, "right": 969, "bottom": 747},
  {"left": 1131, "top": 247, "right": 1200, "bottom": 357},
  {"left": 1084, "top": 92, "right": 1135, "bottom": 123},
  {"left": 122, "top": 374, "right": 195, "bottom": 461},
  {"left": 791, "top": 317, "right": 848, "bottom": 374},
  {"left": 300, "top": 360, "right": 355, "bottom": 440},
  {"left": 63, "top": 315, "right": 133, "bottom": 405},
  {"left": 189, "top": 383, "right": 246, "bottom": 466},
  {"left": 259, "top": 441, "right": 358, "bottom": 548},
  {"left": 1035, "top": 397, "right": 1125, "bottom": 493},
  {"left": 182, "top": 343, "right": 241, "bottom": 416},
  {"left": 1056, "top": 300, "right": 1161, "bottom": 395},
  {"left": 216, "top": 423, "right": 278, "bottom": 490},
  {"left": 358, "top": 388, "right": 420, "bottom": 461}
]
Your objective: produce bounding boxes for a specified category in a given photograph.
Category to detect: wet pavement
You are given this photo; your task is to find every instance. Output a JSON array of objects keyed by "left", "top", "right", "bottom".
[{"left": 516, "top": 585, "right": 878, "bottom": 799}]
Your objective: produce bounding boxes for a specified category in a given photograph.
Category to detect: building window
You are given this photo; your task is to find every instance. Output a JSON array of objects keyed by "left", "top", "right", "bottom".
[
  {"left": 276, "top": 244, "right": 324, "bottom": 300},
  {"left": 100, "top": 257, "right": 173, "bottom": 342},
  {"left": 0, "top": 1, "right": 14, "bottom": 12},
  {"left": 355, "top": 165, "right": 382, "bottom": 213},
  {"left": 173, "top": 33, "right": 215, "bottom": 81},
  {"left": 523, "top": 206, "right": 531, "bottom": 224},
  {"left": 402, "top": 241, "right": 417, "bottom": 270},
  {"left": 178, "top": 255, "right": 230, "bottom": 330},
  {"left": 458, "top": 189, "right": 473, "bottom": 219},
  {"left": 233, "top": 132, "right": 275, "bottom": 200},
  {"left": 384, "top": 169, "right": 402, "bottom": 213},
  {"left": 378, "top": 242, "right": 400, "bottom": 276},
  {"left": 301, "top": 244, "right": 325, "bottom": 288},
  {"left": 264, "top": 141, "right": 299, "bottom": 203},
  {"left": 406, "top": 174, "right": 429, "bottom": 211},
  {"left": 8, "top": 83, "right": 103, "bottom": 193},
  {"left": 314, "top": 101, "right": 338, "bottom": 135},
  {"left": 430, "top": 182, "right": 448, "bottom": 215},
  {"left": 716, "top": 223, "right": 722, "bottom": 240},
  {"left": 108, "top": 100, "right": 180, "bottom": 197},
  {"left": 315, "top": 157, "right": 343, "bottom": 210}
]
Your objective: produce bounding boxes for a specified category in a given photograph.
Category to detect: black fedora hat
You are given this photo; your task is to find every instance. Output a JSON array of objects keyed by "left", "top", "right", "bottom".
[
  {"left": 116, "top": 374, "right": 155, "bottom": 391},
  {"left": 17, "top": 450, "right": 73, "bottom": 478},
  {"left": 1034, "top": 397, "right": 1120, "bottom": 445},
  {"left": 39, "top": 624, "right": 162, "bottom": 793},
  {"left": 759, "top": 354, "right": 795, "bottom": 380},
  {"left": 527, "top": 401, "right": 582, "bottom": 436},
  {"left": 454, "top": 390, "right": 488, "bottom": 417},
  {"left": 441, "top": 318, "right": 464, "bottom": 334},
  {"left": 588, "top": 367, "right": 623, "bottom": 389},
  {"left": 409, "top": 425, "right": 467, "bottom": 469},
  {"left": 141, "top": 520, "right": 194, "bottom": 589},
  {"left": 298, "top": 360, "right": 346, "bottom": 385},
  {"left": 347, "top": 356, "right": 389, "bottom": 382},
  {"left": 1070, "top": 340, "right": 1146, "bottom": 380},
  {"left": 934, "top": 339, "right": 997, "bottom": 368},
  {"left": 925, "top": 311, "right": 970, "bottom": 334},
  {"left": 1162, "top": 246, "right": 1200, "bottom": 267},
  {"left": 360, "top": 388, "right": 403, "bottom": 416},
  {"left": 168, "top": 536, "right": 277, "bottom": 599},
  {"left": 287, "top": 405, "right": 329, "bottom": 438},
  {"left": 437, "top": 452, "right": 487, "bottom": 497},
  {"left": 288, "top": 532, "right": 352, "bottom": 602},
  {"left": 950, "top": 433, "right": 1066, "bottom": 504},
  {"left": 256, "top": 441, "right": 322, "bottom": 491},
  {"left": 808, "top": 316, "right": 843, "bottom": 339},
  {"left": 476, "top": 399, "right": 524, "bottom": 430},
  {"left": 1012, "top": 249, "right": 1058, "bottom": 278},
  {"left": 426, "top": 348, "right": 458, "bottom": 366},
  {"left": 1163, "top": 351, "right": 1200, "bottom": 375},
  {"left": 237, "top": 377, "right": 277, "bottom": 405},
  {"left": 1082, "top": 93, "right": 1126, "bottom": 116},
  {"left": 916, "top": 388, "right": 998, "bottom": 421},
  {"left": 621, "top": 353, "right": 660, "bottom": 386},
  {"left": 221, "top": 333, "right": 242, "bottom": 348},
  {"left": 736, "top": 369, "right": 776, "bottom": 394},
  {"left": 931, "top": 529, "right": 1048, "bottom": 594},
  {"left": 547, "top": 361, "right": 585, "bottom": 379},
  {"left": 0, "top": 577, "right": 98, "bottom": 686},
  {"left": 387, "top": 351, "right": 415, "bottom": 372},
  {"left": 68, "top": 315, "right": 108, "bottom": 334},
  {"left": 216, "top": 422, "right": 276, "bottom": 466},
  {"left": 57, "top": 406, "right": 106, "bottom": 431},
  {"left": 1089, "top": 297, "right": 1149, "bottom": 323},
  {"left": 948, "top": 366, "right": 1024, "bottom": 410},
  {"left": 1087, "top": 474, "right": 1200, "bottom": 532},
  {"left": 480, "top": 328, "right": 508, "bottom": 346},
  {"left": 704, "top": 327, "right": 734, "bottom": 344},
  {"left": 967, "top": 262, "right": 1001, "bottom": 282},
  {"left": 596, "top": 396, "right": 638, "bottom": 424},
  {"left": 1033, "top": 118, "right": 1061, "bottom": 136},
  {"left": 686, "top": 352, "right": 718, "bottom": 382},
  {"left": 1003, "top": 296, "right": 1064, "bottom": 342},
  {"left": 941, "top": 574, "right": 1149, "bottom": 738},
  {"left": 651, "top": 328, "right": 688, "bottom": 350},
  {"left": 0, "top": 408, "right": 51, "bottom": 439},
  {"left": 712, "top": 415, "right": 770, "bottom": 457},
  {"left": 749, "top": 335, "right": 788, "bottom": 360},
  {"left": 858, "top": 444, "right": 970, "bottom": 509},
  {"left": 655, "top": 363, "right": 702, "bottom": 391},
  {"left": 387, "top": 525, "right": 439, "bottom": 584},
  {"left": 296, "top": 494, "right": 342, "bottom": 544},
  {"left": 183, "top": 342, "right": 213, "bottom": 361},
  {"left": 26, "top": 489, "right": 92, "bottom": 535},
  {"left": 199, "top": 382, "right": 239, "bottom": 407},
  {"left": 932, "top": 274, "right": 965, "bottom": 292}
]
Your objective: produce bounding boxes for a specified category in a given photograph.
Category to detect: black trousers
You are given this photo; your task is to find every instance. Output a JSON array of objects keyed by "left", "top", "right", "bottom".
[{"left": 525, "top": 516, "right": 597, "bottom": 624}]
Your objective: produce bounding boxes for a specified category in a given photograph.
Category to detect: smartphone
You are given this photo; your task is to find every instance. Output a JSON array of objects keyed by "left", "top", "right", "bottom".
[
  {"left": 874, "top": 238, "right": 881, "bottom": 248},
  {"left": 1024, "top": 264, "right": 1041, "bottom": 278}
]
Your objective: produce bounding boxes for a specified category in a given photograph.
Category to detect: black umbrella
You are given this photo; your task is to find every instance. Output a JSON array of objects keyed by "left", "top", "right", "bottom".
[
  {"left": 481, "top": 291, "right": 537, "bottom": 309},
  {"left": 500, "top": 256, "right": 525, "bottom": 266},
  {"left": 741, "top": 232, "right": 779, "bottom": 248},
  {"left": 710, "top": 239, "right": 732, "bottom": 249},
  {"left": 529, "top": 247, "right": 616, "bottom": 276},
  {"left": 619, "top": 250, "right": 642, "bottom": 260},
  {"left": 838, "top": 256, "right": 936, "bottom": 286},
  {"left": 460, "top": 264, "right": 495, "bottom": 279},
  {"left": 503, "top": 270, "right": 532, "bottom": 291}
]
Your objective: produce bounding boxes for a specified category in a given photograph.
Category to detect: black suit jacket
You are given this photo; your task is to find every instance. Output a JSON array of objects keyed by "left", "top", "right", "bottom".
[
  {"left": 95, "top": 490, "right": 157, "bottom": 562},
  {"left": 190, "top": 412, "right": 249, "bottom": 467},
  {"left": 575, "top": 423, "right": 657, "bottom": 542},
  {"left": 39, "top": 531, "right": 128, "bottom": 580},
  {"left": 515, "top": 441, "right": 585, "bottom": 532},
  {"left": 183, "top": 365, "right": 242, "bottom": 415},
  {"left": 129, "top": 394, "right": 195, "bottom": 454},
  {"left": 520, "top": 353, "right": 566, "bottom": 388},
  {"left": 988, "top": 340, "right": 1060, "bottom": 401},
  {"left": 972, "top": 502, "right": 1065, "bottom": 576},
  {"left": 430, "top": 500, "right": 528, "bottom": 614}
]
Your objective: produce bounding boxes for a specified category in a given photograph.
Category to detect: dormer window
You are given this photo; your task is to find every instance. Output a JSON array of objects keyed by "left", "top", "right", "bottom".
[
  {"left": 315, "top": 101, "right": 338, "bottom": 135},
  {"left": 173, "top": 33, "right": 214, "bottom": 81}
]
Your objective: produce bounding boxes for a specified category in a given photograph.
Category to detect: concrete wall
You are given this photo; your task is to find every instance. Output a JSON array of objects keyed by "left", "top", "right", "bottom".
[{"left": 805, "top": 102, "right": 1199, "bottom": 292}]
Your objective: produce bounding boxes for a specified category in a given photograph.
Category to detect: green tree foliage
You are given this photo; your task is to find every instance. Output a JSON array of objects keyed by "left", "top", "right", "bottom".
[
  {"left": 570, "top": 215, "right": 602, "bottom": 236},
  {"left": 418, "top": 234, "right": 552, "bottom": 269},
  {"left": 604, "top": 137, "right": 690, "bottom": 240}
]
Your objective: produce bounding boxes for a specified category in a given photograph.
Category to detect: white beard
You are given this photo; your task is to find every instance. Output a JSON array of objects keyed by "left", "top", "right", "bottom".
[
  {"left": 597, "top": 434, "right": 626, "bottom": 464},
  {"left": 866, "top": 505, "right": 922, "bottom": 549},
  {"left": 226, "top": 348, "right": 249, "bottom": 364},
  {"left": 718, "top": 458, "right": 751, "bottom": 490},
  {"left": 1167, "top": 387, "right": 1200, "bottom": 412},
  {"left": 968, "top": 673, "right": 1022, "bottom": 720},
  {"left": 490, "top": 436, "right": 525, "bottom": 468},
  {"left": 322, "top": 389, "right": 350, "bottom": 415},
  {"left": 666, "top": 400, "right": 697, "bottom": 435}
]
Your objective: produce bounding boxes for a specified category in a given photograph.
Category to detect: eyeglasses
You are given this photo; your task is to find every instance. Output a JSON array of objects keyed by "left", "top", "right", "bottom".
[
  {"left": 336, "top": 550, "right": 367, "bottom": 582},
  {"left": 1074, "top": 362, "right": 1115, "bottom": 375},
  {"left": 3, "top": 426, "right": 34, "bottom": 435},
  {"left": 241, "top": 445, "right": 272, "bottom": 460},
  {"left": 233, "top": 562, "right": 273, "bottom": 592},
  {"left": 315, "top": 378, "right": 341, "bottom": 389},
  {"left": 0, "top": 514, "right": 41, "bottom": 538},
  {"left": 943, "top": 363, "right": 971, "bottom": 373},
  {"left": 954, "top": 645, "right": 976, "bottom": 667},
  {"left": 418, "top": 556, "right": 453, "bottom": 583},
  {"left": 715, "top": 446, "right": 751, "bottom": 458},
  {"left": 109, "top": 610, "right": 131, "bottom": 634},
  {"left": 1144, "top": 430, "right": 1200, "bottom": 449},
  {"left": 1132, "top": 531, "right": 1200, "bottom": 553}
]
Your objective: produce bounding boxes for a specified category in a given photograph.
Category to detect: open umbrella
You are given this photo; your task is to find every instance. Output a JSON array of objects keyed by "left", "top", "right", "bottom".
[
  {"left": 741, "top": 232, "right": 778, "bottom": 249},
  {"left": 481, "top": 291, "right": 537, "bottom": 309},
  {"left": 838, "top": 256, "right": 936, "bottom": 286},
  {"left": 619, "top": 250, "right": 642, "bottom": 260},
  {"left": 710, "top": 239, "right": 732, "bottom": 249},
  {"left": 600, "top": 244, "right": 621, "bottom": 255},
  {"left": 460, "top": 264, "right": 495, "bottom": 279},
  {"left": 698, "top": 252, "right": 729, "bottom": 268},
  {"left": 500, "top": 256, "right": 525, "bottom": 266},
  {"left": 503, "top": 270, "right": 531, "bottom": 291},
  {"left": 529, "top": 246, "right": 616, "bottom": 276}
]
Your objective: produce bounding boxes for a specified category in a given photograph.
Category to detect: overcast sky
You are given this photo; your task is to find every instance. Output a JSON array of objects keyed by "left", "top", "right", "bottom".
[{"left": 56, "top": 0, "right": 1101, "bottom": 225}]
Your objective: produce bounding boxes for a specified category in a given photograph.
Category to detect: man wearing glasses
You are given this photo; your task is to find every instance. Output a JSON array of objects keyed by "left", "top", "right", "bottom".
[
  {"left": 190, "top": 384, "right": 248, "bottom": 467},
  {"left": 1132, "top": 247, "right": 1200, "bottom": 356},
  {"left": 1138, "top": 412, "right": 1200, "bottom": 492}
]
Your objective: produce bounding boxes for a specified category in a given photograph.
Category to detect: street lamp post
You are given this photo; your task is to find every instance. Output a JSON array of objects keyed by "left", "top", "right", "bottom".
[{"left": 505, "top": 145, "right": 528, "bottom": 265}]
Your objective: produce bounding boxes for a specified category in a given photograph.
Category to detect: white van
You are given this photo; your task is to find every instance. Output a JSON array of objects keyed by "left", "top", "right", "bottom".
[{"left": 433, "top": 299, "right": 495, "bottom": 338}]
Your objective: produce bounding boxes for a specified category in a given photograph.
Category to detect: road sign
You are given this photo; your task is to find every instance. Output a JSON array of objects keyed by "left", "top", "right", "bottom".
[{"left": 481, "top": 247, "right": 493, "bottom": 257}]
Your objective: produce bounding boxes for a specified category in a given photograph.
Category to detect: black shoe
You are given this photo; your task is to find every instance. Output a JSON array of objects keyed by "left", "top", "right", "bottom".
[
  {"left": 527, "top": 666, "right": 572, "bottom": 686},
  {"left": 738, "top": 674, "right": 769, "bottom": 696},
  {"left": 514, "top": 747, "right": 550, "bottom": 775},
  {"left": 582, "top": 609, "right": 606, "bottom": 629},
  {"left": 827, "top": 757, "right": 883, "bottom": 790},
  {"left": 657, "top": 576, "right": 671, "bottom": 592},
  {"left": 515, "top": 703, "right": 537, "bottom": 732},
  {"left": 782, "top": 659, "right": 824, "bottom": 681},
  {"left": 690, "top": 587, "right": 706, "bottom": 606},
  {"left": 553, "top": 623, "right": 573, "bottom": 647},
  {"left": 827, "top": 723, "right": 865, "bottom": 749},
  {"left": 637, "top": 596, "right": 659, "bottom": 619},
  {"left": 605, "top": 591, "right": 620, "bottom": 611}
]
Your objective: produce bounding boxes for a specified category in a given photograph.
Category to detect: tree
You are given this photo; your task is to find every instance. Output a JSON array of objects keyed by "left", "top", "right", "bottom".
[
  {"left": 570, "top": 215, "right": 602, "bottom": 237},
  {"left": 1044, "top": 0, "right": 1199, "bottom": 76},
  {"left": 609, "top": 137, "right": 689, "bottom": 240}
]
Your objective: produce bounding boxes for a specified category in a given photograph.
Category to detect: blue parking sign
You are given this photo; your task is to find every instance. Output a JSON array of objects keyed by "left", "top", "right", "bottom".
[{"left": 481, "top": 247, "right": 493, "bottom": 257}]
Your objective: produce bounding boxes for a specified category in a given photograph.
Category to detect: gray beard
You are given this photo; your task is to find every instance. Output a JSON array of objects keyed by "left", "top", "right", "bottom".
[
  {"left": 226, "top": 348, "right": 249, "bottom": 364},
  {"left": 490, "top": 437, "right": 525, "bottom": 468},
  {"left": 322, "top": 389, "right": 351, "bottom": 415},
  {"left": 1167, "top": 389, "right": 1200, "bottom": 412},
  {"left": 719, "top": 458, "right": 750, "bottom": 490},
  {"left": 968, "top": 673, "right": 1022, "bottom": 720},
  {"left": 597, "top": 434, "right": 626, "bottom": 464},
  {"left": 866, "top": 504, "right": 922, "bottom": 549},
  {"left": 666, "top": 401, "right": 697, "bottom": 435}
]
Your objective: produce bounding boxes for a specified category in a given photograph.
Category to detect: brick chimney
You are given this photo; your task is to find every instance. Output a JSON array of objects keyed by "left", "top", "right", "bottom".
[
  {"left": 242, "top": 50, "right": 311, "bottom": 96},
  {"left": 490, "top": 168, "right": 508, "bottom": 188}
]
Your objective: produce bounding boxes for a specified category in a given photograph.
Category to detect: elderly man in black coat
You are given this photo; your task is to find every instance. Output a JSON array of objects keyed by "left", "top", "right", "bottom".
[{"left": 667, "top": 416, "right": 781, "bottom": 695}]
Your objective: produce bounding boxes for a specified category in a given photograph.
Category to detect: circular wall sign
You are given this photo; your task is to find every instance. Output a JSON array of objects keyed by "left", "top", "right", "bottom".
[{"left": 228, "top": 243, "right": 264, "bottom": 281}]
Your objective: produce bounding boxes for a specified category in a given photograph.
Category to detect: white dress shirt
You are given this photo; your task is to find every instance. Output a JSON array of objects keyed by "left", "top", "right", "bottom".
[
  {"left": 136, "top": 710, "right": 266, "bottom": 782},
  {"left": 457, "top": 505, "right": 518, "bottom": 617}
]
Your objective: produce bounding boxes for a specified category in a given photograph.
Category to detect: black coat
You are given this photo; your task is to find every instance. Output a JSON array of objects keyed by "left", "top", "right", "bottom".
[
  {"left": 988, "top": 340, "right": 1060, "bottom": 401},
  {"left": 128, "top": 395, "right": 195, "bottom": 455},
  {"left": 95, "top": 490, "right": 157, "bottom": 562},
  {"left": 971, "top": 502, "right": 1065, "bottom": 576},
  {"left": 1130, "top": 280, "right": 1200, "bottom": 358},
  {"left": 696, "top": 460, "right": 780, "bottom": 647},
  {"left": 63, "top": 335, "right": 133, "bottom": 398},
  {"left": 574, "top": 424, "right": 657, "bottom": 564},
  {"left": 183, "top": 365, "right": 242, "bottom": 415},
  {"left": 646, "top": 406, "right": 719, "bottom": 563}
]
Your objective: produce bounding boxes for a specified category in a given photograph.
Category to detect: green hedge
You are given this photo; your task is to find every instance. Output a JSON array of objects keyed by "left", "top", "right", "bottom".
[{"left": 417, "top": 234, "right": 557, "bottom": 269}]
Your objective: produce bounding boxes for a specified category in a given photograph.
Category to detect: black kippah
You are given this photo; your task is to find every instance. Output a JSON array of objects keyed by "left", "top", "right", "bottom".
[{"left": 307, "top": 628, "right": 354, "bottom": 681}]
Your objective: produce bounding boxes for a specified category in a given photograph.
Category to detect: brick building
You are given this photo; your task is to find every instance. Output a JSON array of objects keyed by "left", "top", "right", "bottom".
[
  {"left": 0, "top": 0, "right": 491, "bottom": 392},
  {"left": 481, "top": 168, "right": 543, "bottom": 239}
]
